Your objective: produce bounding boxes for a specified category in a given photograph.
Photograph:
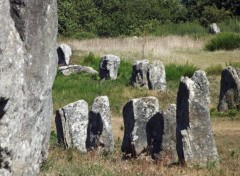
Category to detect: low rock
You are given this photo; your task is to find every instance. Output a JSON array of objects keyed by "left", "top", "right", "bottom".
[
  {"left": 209, "top": 23, "right": 220, "bottom": 34},
  {"left": 55, "top": 100, "right": 88, "bottom": 152},
  {"left": 176, "top": 70, "right": 219, "bottom": 167},
  {"left": 86, "top": 96, "right": 114, "bottom": 151},
  {"left": 122, "top": 97, "right": 159, "bottom": 157},
  {"left": 58, "top": 65, "right": 98, "bottom": 76},
  {"left": 218, "top": 66, "right": 240, "bottom": 111},
  {"left": 99, "top": 54, "right": 121, "bottom": 80},
  {"left": 57, "top": 43, "right": 72, "bottom": 65}
]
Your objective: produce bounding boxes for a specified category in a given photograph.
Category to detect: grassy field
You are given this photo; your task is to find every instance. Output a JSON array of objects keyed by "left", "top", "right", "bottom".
[{"left": 40, "top": 36, "right": 240, "bottom": 175}]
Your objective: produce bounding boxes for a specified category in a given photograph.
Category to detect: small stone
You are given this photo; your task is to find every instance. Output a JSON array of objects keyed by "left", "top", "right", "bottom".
[
  {"left": 218, "top": 66, "right": 240, "bottom": 111},
  {"left": 55, "top": 100, "right": 88, "bottom": 152},
  {"left": 99, "top": 54, "right": 120, "bottom": 80},
  {"left": 209, "top": 23, "right": 220, "bottom": 34},
  {"left": 57, "top": 43, "right": 72, "bottom": 65},
  {"left": 176, "top": 70, "right": 219, "bottom": 167}
]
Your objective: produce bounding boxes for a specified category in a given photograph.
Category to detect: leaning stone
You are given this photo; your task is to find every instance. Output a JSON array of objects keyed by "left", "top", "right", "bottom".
[
  {"left": 56, "top": 100, "right": 88, "bottom": 152},
  {"left": 57, "top": 43, "right": 72, "bottom": 65},
  {"left": 148, "top": 61, "right": 167, "bottom": 91},
  {"left": 176, "top": 70, "right": 219, "bottom": 167},
  {"left": 209, "top": 23, "right": 220, "bottom": 34},
  {"left": 131, "top": 60, "right": 150, "bottom": 88},
  {"left": 99, "top": 54, "right": 120, "bottom": 80},
  {"left": 218, "top": 66, "right": 240, "bottom": 111},
  {"left": 58, "top": 65, "right": 98, "bottom": 76},
  {"left": 0, "top": 0, "right": 57, "bottom": 174},
  {"left": 86, "top": 96, "right": 114, "bottom": 152},
  {"left": 122, "top": 97, "right": 159, "bottom": 157}
]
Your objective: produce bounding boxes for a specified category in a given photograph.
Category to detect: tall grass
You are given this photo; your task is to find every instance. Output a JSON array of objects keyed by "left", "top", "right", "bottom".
[
  {"left": 205, "top": 32, "right": 240, "bottom": 51},
  {"left": 218, "top": 18, "right": 240, "bottom": 33}
]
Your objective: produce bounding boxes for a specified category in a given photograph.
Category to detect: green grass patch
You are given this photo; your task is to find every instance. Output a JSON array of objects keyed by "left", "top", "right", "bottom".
[
  {"left": 226, "top": 61, "right": 240, "bottom": 68},
  {"left": 211, "top": 108, "right": 240, "bottom": 120},
  {"left": 205, "top": 32, "right": 240, "bottom": 51},
  {"left": 205, "top": 64, "right": 223, "bottom": 75}
]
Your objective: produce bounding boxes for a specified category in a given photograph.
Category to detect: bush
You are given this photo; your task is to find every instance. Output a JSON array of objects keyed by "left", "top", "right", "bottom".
[{"left": 205, "top": 32, "right": 240, "bottom": 51}]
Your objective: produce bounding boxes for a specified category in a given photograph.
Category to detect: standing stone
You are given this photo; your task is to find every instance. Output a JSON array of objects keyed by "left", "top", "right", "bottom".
[
  {"left": 56, "top": 100, "right": 88, "bottom": 152},
  {"left": 148, "top": 61, "right": 167, "bottom": 91},
  {"left": 131, "top": 60, "right": 150, "bottom": 89},
  {"left": 122, "top": 97, "right": 159, "bottom": 157},
  {"left": 57, "top": 43, "right": 72, "bottom": 65},
  {"left": 218, "top": 66, "right": 240, "bottom": 111},
  {"left": 99, "top": 54, "right": 120, "bottom": 80},
  {"left": 176, "top": 70, "right": 218, "bottom": 167},
  {"left": 209, "top": 23, "right": 220, "bottom": 34},
  {"left": 86, "top": 96, "right": 114, "bottom": 152},
  {"left": 160, "top": 104, "right": 178, "bottom": 164},
  {"left": 0, "top": 0, "right": 57, "bottom": 175}
]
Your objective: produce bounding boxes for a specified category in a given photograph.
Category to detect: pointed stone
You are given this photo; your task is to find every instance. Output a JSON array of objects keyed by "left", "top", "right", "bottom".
[
  {"left": 57, "top": 43, "right": 72, "bottom": 65},
  {"left": 176, "top": 70, "right": 219, "bottom": 167}
]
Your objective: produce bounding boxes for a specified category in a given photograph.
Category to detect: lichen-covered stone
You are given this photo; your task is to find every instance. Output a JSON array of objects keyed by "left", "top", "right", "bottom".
[
  {"left": 148, "top": 61, "right": 167, "bottom": 91},
  {"left": 131, "top": 60, "right": 150, "bottom": 89},
  {"left": 56, "top": 100, "right": 89, "bottom": 152},
  {"left": 0, "top": 0, "right": 57, "bottom": 175},
  {"left": 218, "top": 66, "right": 240, "bottom": 111},
  {"left": 131, "top": 60, "right": 167, "bottom": 91},
  {"left": 99, "top": 54, "right": 120, "bottom": 80},
  {"left": 176, "top": 70, "right": 219, "bottom": 167},
  {"left": 58, "top": 65, "right": 98, "bottom": 76},
  {"left": 57, "top": 43, "right": 72, "bottom": 65},
  {"left": 122, "top": 97, "right": 159, "bottom": 157},
  {"left": 87, "top": 96, "right": 114, "bottom": 151}
]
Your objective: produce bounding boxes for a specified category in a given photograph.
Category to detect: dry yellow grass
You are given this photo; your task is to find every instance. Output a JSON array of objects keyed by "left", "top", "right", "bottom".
[{"left": 61, "top": 36, "right": 240, "bottom": 69}]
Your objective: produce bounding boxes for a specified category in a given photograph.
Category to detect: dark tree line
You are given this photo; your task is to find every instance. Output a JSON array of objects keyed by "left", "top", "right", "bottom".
[{"left": 58, "top": 0, "right": 240, "bottom": 37}]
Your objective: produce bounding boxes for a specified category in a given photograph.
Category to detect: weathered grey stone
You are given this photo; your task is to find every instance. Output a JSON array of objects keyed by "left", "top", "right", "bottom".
[
  {"left": 87, "top": 96, "right": 114, "bottom": 151},
  {"left": 218, "top": 66, "right": 240, "bottom": 111},
  {"left": 57, "top": 43, "right": 72, "bottom": 65},
  {"left": 161, "top": 104, "right": 178, "bottom": 164},
  {"left": 176, "top": 70, "right": 218, "bottom": 167},
  {"left": 209, "top": 23, "right": 220, "bottom": 34},
  {"left": 131, "top": 60, "right": 167, "bottom": 91},
  {"left": 148, "top": 61, "right": 167, "bottom": 91},
  {"left": 58, "top": 65, "right": 98, "bottom": 76},
  {"left": 131, "top": 60, "right": 150, "bottom": 89},
  {"left": 122, "top": 97, "right": 159, "bottom": 157},
  {"left": 0, "top": 0, "right": 57, "bottom": 175},
  {"left": 56, "top": 100, "right": 88, "bottom": 152},
  {"left": 99, "top": 54, "right": 121, "bottom": 80}
]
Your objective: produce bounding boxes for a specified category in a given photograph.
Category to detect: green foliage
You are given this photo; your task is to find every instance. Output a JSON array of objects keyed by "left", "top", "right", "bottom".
[
  {"left": 218, "top": 18, "right": 240, "bottom": 33},
  {"left": 226, "top": 61, "right": 240, "bottom": 68},
  {"left": 205, "top": 32, "right": 240, "bottom": 51},
  {"left": 205, "top": 64, "right": 223, "bottom": 75},
  {"left": 211, "top": 108, "right": 239, "bottom": 119}
]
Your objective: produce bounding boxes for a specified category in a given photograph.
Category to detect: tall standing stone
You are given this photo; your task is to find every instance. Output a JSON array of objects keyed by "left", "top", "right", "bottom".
[
  {"left": 0, "top": 0, "right": 57, "bottom": 175},
  {"left": 87, "top": 96, "right": 114, "bottom": 151},
  {"left": 99, "top": 54, "right": 120, "bottom": 80},
  {"left": 176, "top": 71, "right": 218, "bottom": 167},
  {"left": 148, "top": 61, "right": 167, "bottom": 91},
  {"left": 131, "top": 60, "right": 150, "bottom": 89},
  {"left": 209, "top": 23, "right": 220, "bottom": 34},
  {"left": 56, "top": 100, "right": 89, "bottom": 152},
  {"left": 122, "top": 97, "right": 159, "bottom": 157},
  {"left": 218, "top": 66, "right": 240, "bottom": 111},
  {"left": 57, "top": 43, "right": 72, "bottom": 65}
]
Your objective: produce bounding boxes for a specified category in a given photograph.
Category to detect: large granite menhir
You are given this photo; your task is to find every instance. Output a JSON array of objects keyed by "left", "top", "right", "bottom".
[
  {"left": 218, "top": 66, "right": 240, "bottom": 111},
  {"left": 0, "top": 0, "right": 57, "bottom": 175},
  {"left": 176, "top": 71, "right": 219, "bottom": 167}
]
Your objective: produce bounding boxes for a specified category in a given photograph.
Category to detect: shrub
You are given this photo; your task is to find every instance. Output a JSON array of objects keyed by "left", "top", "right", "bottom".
[{"left": 205, "top": 32, "right": 240, "bottom": 51}]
